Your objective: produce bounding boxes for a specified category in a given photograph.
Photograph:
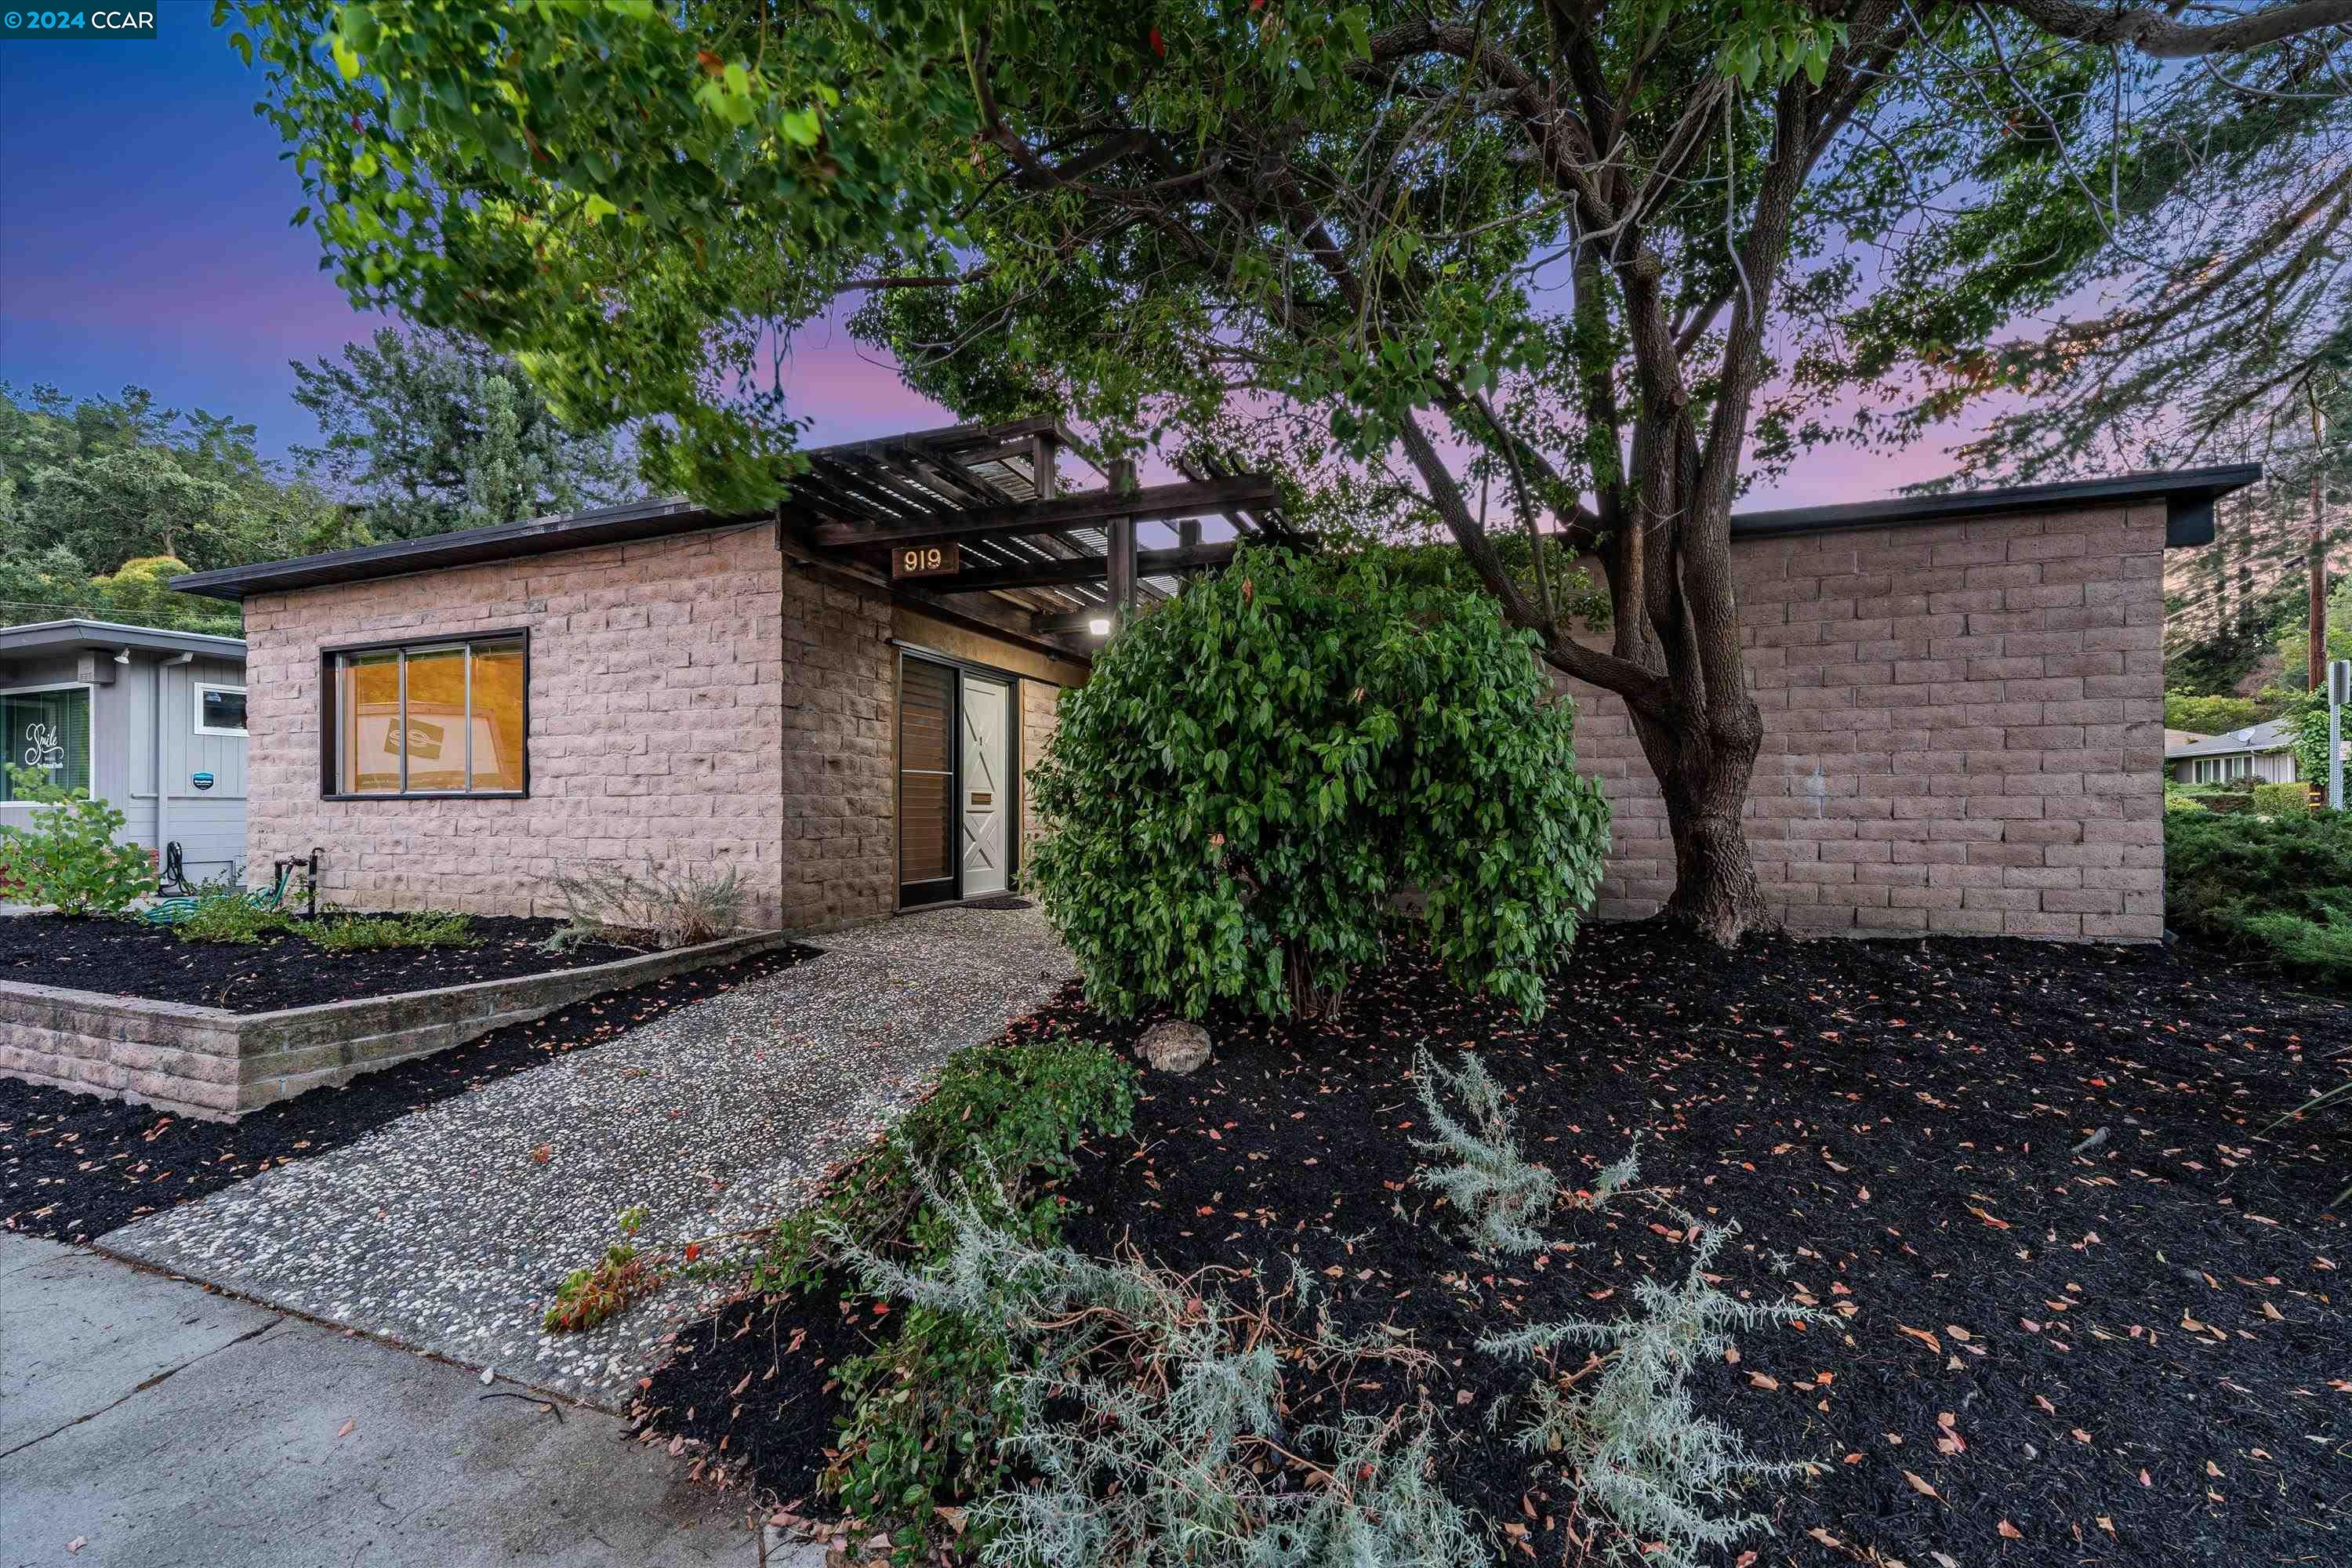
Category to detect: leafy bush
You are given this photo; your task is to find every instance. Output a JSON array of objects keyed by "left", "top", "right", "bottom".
[
  {"left": 175, "top": 885, "right": 297, "bottom": 944},
  {"left": 2251, "top": 782, "right": 2311, "bottom": 817},
  {"left": 2166, "top": 809, "right": 2352, "bottom": 984},
  {"left": 544, "top": 860, "right": 747, "bottom": 949},
  {"left": 2164, "top": 690, "right": 2269, "bottom": 735},
  {"left": 2163, "top": 784, "right": 2208, "bottom": 815},
  {"left": 1028, "top": 544, "right": 1610, "bottom": 1020},
  {"left": 1483, "top": 1221, "right": 1815, "bottom": 1568},
  {"left": 545, "top": 1206, "right": 660, "bottom": 1331},
  {"left": 0, "top": 765, "right": 154, "bottom": 916},
  {"left": 312, "top": 909, "right": 476, "bottom": 952},
  {"left": 743, "top": 1034, "right": 1138, "bottom": 1553},
  {"left": 833, "top": 1173, "right": 1485, "bottom": 1568},
  {"left": 1411, "top": 1047, "right": 1558, "bottom": 1254}
]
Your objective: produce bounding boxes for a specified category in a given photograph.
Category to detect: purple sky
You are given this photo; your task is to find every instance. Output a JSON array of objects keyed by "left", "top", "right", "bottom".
[{"left": 0, "top": 9, "right": 1980, "bottom": 507}]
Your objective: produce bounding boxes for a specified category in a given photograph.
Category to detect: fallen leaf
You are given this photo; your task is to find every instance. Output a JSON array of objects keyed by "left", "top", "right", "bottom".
[
  {"left": 1896, "top": 1324, "right": 1943, "bottom": 1353},
  {"left": 1904, "top": 1469, "right": 1941, "bottom": 1501},
  {"left": 335, "top": 1417, "right": 356, "bottom": 1439},
  {"left": 1748, "top": 1372, "right": 1780, "bottom": 1392},
  {"left": 1998, "top": 1519, "right": 2024, "bottom": 1540}
]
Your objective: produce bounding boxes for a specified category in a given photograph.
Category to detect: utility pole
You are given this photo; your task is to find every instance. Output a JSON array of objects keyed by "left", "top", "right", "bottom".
[
  {"left": 2331, "top": 659, "right": 2349, "bottom": 812},
  {"left": 2309, "top": 390, "right": 2329, "bottom": 693}
]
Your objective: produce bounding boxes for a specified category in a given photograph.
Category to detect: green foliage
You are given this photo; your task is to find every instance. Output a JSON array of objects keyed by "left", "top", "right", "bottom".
[
  {"left": 2165, "top": 691, "right": 2268, "bottom": 736},
  {"left": 310, "top": 909, "right": 476, "bottom": 952},
  {"left": 0, "top": 767, "right": 155, "bottom": 916},
  {"left": 2271, "top": 573, "right": 2352, "bottom": 692},
  {"left": 290, "top": 327, "right": 633, "bottom": 540},
  {"left": 2164, "top": 783, "right": 2209, "bottom": 815},
  {"left": 544, "top": 1206, "right": 659, "bottom": 1332},
  {"left": 833, "top": 1173, "right": 1486, "bottom": 1568},
  {"left": 0, "top": 382, "right": 349, "bottom": 631},
  {"left": 2287, "top": 695, "right": 2339, "bottom": 792},
  {"left": 744, "top": 1035, "right": 1138, "bottom": 1551},
  {"left": 1028, "top": 546, "right": 1609, "bottom": 1021},
  {"left": 2252, "top": 782, "right": 2311, "bottom": 818},
  {"left": 1482, "top": 1221, "right": 1815, "bottom": 1568},
  {"left": 1410, "top": 1047, "right": 1559, "bottom": 1254},
  {"left": 2166, "top": 809, "right": 2352, "bottom": 985},
  {"left": 175, "top": 885, "right": 298, "bottom": 944}
]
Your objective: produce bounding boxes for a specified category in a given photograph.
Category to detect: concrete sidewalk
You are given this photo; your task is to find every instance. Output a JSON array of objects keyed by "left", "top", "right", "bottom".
[{"left": 0, "top": 1235, "right": 759, "bottom": 1568}]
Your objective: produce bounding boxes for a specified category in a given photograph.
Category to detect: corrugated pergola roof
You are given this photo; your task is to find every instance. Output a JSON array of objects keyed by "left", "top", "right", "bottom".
[{"left": 174, "top": 418, "right": 1289, "bottom": 656}]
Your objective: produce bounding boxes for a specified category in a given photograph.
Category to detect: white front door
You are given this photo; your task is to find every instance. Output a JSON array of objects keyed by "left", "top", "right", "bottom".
[{"left": 960, "top": 677, "right": 1011, "bottom": 897}]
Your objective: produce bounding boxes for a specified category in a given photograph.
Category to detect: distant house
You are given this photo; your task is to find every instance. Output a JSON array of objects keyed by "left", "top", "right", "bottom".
[
  {"left": 2165, "top": 719, "right": 2303, "bottom": 785},
  {"left": 0, "top": 619, "right": 249, "bottom": 886}
]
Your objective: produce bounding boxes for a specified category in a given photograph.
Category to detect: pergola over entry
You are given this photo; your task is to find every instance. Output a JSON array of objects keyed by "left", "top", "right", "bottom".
[{"left": 781, "top": 417, "right": 1289, "bottom": 652}]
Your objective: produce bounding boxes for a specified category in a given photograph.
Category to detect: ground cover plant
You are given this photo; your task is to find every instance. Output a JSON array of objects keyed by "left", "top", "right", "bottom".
[
  {"left": 647, "top": 925, "right": 2347, "bottom": 1566},
  {"left": 0, "top": 942, "right": 816, "bottom": 1241},
  {"left": 1, "top": 912, "right": 655, "bottom": 1012},
  {"left": 655, "top": 1033, "right": 1138, "bottom": 1555},
  {"left": 1028, "top": 545, "right": 1609, "bottom": 1021},
  {"left": 2165, "top": 808, "right": 2352, "bottom": 987}
]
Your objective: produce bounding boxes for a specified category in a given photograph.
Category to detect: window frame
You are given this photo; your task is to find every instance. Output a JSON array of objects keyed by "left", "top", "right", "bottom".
[
  {"left": 193, "top": 681, "right": 249, "bottom": 738},
  {"left": 0, "top": 681, "right": 97, "bottom": 809},
  {"left": 318, "top": 629, "right": 531, "bottom": 801}
]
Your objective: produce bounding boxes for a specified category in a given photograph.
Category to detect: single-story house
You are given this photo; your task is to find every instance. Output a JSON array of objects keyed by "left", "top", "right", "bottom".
[
  {"left": 169, "top": 423, "right": 2256, "bottom": 943},
  {"left": 2165, "top": 719, "right": 2306, "bottom": 785},
  {"left": 0, "top": 619, "right": 249, "bottom": 885}
]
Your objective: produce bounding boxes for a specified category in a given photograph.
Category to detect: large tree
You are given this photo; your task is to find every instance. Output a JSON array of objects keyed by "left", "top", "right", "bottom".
[
  {"left": 223, "top": 0, "right": 2352, "bottom": 939},
  {"left": 290, "top": 325, "right": 635, "bottom": 539}
]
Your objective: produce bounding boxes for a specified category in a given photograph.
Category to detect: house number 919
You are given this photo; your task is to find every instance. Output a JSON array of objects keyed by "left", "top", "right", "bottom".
[{"left": 892, "top": 543, "right": 960, "bottom": 579}]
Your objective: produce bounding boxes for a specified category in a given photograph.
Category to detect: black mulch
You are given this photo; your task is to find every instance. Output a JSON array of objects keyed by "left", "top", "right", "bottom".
[
  {"left": 0, "top": 911, "right": 673, "bottom": 1012},
  {"left": 2, "top": 943, "right": 817, "bottom": 1243},
  {"left": 640, "top": 926, "right": 2350, "bottom": 1566}
]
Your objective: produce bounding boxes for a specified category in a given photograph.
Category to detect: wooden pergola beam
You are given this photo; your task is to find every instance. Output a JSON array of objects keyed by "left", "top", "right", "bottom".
[
  {"left": 943, "top": 542, "right": 1241, "bottom": 594},
  {"left": 808, "top": 475, "right": 1278, "bottom": 550}
]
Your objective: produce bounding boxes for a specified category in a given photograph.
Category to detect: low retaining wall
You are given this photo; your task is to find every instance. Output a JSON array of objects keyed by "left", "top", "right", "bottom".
[{"left": 0, "top": 930, "right": 793, "bottom": 1120}]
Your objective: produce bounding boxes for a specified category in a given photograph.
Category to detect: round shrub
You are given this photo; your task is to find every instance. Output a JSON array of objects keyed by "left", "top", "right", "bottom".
[{"left": 1026, "top": 545, "right": 1610, "bottom": 1019}]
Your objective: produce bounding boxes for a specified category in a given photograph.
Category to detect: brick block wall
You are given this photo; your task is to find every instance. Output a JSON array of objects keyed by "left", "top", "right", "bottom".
[
  {"left": 1559, "top": 501, "right": 2169, "bottom": 939},
  {"left": 242, "top": 524, "right": 816, "bottom": 929}
]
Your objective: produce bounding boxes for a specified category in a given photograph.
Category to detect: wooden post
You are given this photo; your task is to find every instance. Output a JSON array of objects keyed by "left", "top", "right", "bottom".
[{"left": 1107, "top": 457, "right": 1138, "bottom": 619}]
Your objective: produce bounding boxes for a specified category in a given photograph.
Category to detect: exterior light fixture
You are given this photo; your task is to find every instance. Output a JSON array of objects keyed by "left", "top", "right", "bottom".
[
  {"left": 1087, "top": 616, "right": 1112, "bottom": 637},
  {"left": 114, "top": 648, "right": 132, "bottom": 665}
]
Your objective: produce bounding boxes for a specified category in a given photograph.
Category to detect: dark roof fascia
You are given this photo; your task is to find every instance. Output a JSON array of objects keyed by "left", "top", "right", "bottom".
[
  {"left": 169, "top": 499, "right": 743, "bottom": 602},
  {"left": 176, "top": 463, "right": 2265, "bottom": 604},
  {"left": 1727, "top": 465, "right": 2260, "bottom": 550},
  {"left": 0, "top": 619, "right": 248, "bottom": 659}
]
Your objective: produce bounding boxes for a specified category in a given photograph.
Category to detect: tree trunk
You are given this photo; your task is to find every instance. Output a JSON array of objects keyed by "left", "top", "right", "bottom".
[{"left": 1628, "top": 694, "right": 1772, "bottom": 945}]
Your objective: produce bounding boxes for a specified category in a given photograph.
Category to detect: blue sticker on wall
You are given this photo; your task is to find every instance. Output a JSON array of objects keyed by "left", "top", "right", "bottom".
[{"left": 192, "top": 771, "right": 214, "bottom": 792}]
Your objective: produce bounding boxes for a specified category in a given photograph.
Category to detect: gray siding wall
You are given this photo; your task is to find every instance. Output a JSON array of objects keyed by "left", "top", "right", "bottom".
[{"left": 0, "top": 648, "right": 248, "bottom": 880}]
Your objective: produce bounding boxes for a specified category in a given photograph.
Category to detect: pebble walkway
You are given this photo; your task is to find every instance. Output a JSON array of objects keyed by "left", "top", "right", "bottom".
[{"left": 100, "top": 906, "right": 1074, "bottom": 1409}]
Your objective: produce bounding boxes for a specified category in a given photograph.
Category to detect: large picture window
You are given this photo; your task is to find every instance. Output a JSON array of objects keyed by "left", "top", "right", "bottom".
[
  {"left": 323, "top": 634, "right": 527, "bottom": 798},
  {"left": 1, "top": 684, "right": 93, "bottom": 804}
]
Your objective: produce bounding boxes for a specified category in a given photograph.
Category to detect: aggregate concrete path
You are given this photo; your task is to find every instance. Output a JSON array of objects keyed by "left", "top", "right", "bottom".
[
  {"left": 0, "top": 1233, "right": 771, "bottom": 1568},
  {"left": 96, "top": 906, "right": 1075, "bottom": 1411}
]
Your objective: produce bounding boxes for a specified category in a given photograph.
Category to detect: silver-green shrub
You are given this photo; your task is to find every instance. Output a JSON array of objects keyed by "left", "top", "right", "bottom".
[
  {"left": 1410, "top": 1047, "right": 1559, "bottom": 1254},
  {"left": 1481, "top": 1221, "right": 1814, "bottom": 1568},
  {"left": 831, "top": 1171, "right": 1486, "bottom": 1568}
]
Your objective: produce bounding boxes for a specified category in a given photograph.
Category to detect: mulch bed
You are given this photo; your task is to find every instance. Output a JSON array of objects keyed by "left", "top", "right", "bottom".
[
  {"left": 0, "top": 912, "right": 665, "bottom": 1012},
  {"left": 641, "top": 925, "right": 2350, "bottom": 1566},
  {"left": 1, "top": 943, "right": 817, "bottom": 1243}
]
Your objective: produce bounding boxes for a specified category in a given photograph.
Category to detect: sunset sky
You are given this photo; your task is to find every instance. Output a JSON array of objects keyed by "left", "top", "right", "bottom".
[{"left": 0, "top": 6, "right": 1986, "bottom": 509}]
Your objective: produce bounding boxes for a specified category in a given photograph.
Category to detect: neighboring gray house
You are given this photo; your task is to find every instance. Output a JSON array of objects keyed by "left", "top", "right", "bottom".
[
  {"left": 0, "top": 619, "right": 249, "bottom": 885},
  {"left": 2166, "top": 719, "right": 2303, "bottom": 785}
]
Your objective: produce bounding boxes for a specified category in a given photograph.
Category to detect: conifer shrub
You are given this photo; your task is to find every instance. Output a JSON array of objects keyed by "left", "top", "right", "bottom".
[
  {"left": 2165, "top": 808, "right": 2352, "bottom": 984},
  {"left": 833, "top": 1172, "right": 1486, "bottom": 1568},
  {"left": 1027, "top": 544, "right": 1610, "bottom": 1020},
  {"left": 1410, "top": 1047, "right": 1559, "bottom": 1253},
  {"left": 1482, "top": 1221, "right": 1816, "bottom": 1568},
  {"left": 2250, "top": 781, "right": 2311, "bottom": 817}
]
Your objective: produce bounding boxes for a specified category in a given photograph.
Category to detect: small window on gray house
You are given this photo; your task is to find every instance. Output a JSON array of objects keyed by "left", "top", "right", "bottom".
[{"left": 195, "top": 684, "right": 248, "bottom": 736}]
